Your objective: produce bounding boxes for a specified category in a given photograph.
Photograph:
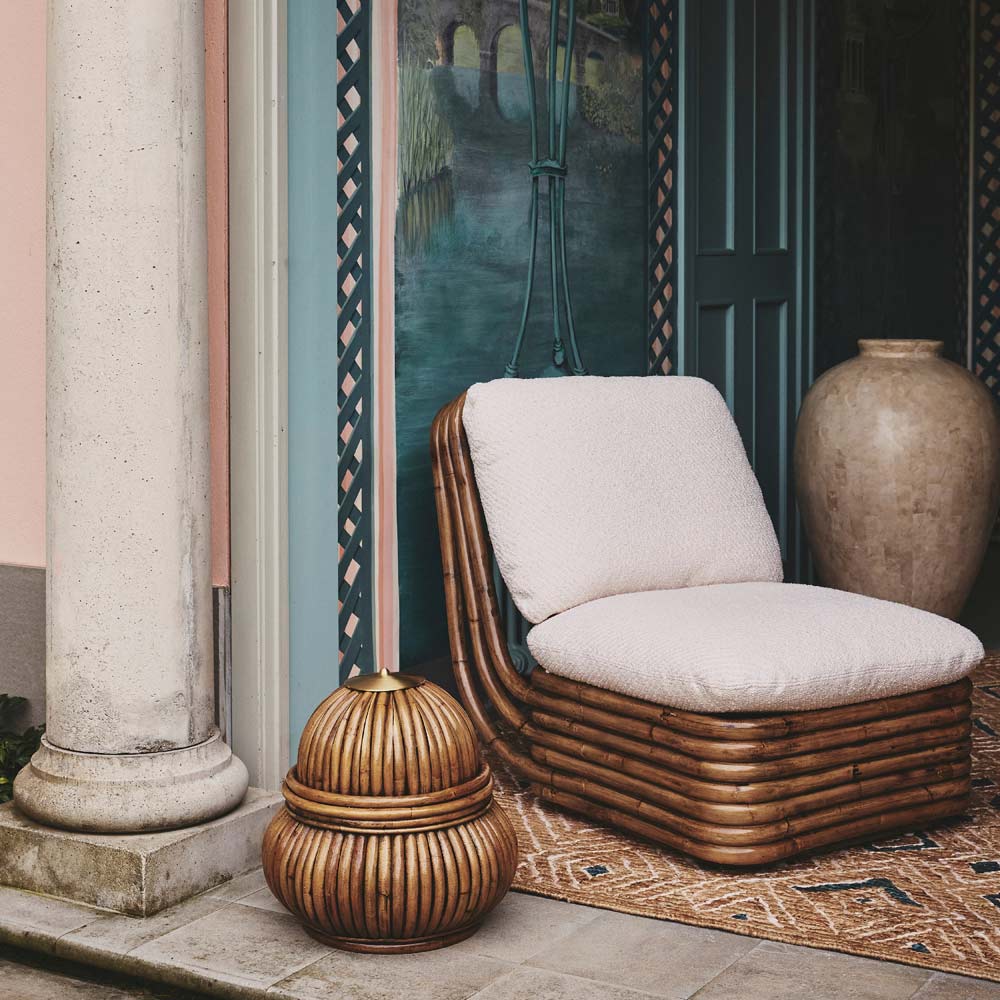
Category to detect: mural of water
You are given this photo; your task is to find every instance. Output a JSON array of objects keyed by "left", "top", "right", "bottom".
[{"left": 395, "top": 51, "right": 645, "bottom": 667}]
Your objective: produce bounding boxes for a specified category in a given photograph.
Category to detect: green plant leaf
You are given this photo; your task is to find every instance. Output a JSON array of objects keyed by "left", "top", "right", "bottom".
[
  {"left": 0, "top": 703, "right": 43, "bottom": 801},
  {"left": 0, "top": 694, "right": 27, "bottom": 727}
]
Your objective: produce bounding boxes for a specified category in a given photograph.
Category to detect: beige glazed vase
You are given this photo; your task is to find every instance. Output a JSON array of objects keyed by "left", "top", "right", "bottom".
[{"left": 794, "top": 339, "right": 1000, "bottom": 618}]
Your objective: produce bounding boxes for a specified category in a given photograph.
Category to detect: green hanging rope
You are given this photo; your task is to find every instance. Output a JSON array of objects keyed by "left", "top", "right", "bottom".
[{"left": 505, "top": 0, "right": 587, "bottom": 378}]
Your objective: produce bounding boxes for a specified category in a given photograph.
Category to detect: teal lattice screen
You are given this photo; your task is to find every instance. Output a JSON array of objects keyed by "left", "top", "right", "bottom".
[
  {"left": 973, "top": 0, "right": 1000, "bottom": 396},
  {"left": 337, "top": 0, "right": 375, "bottom": 681},
  {"left": 645, "top": 0, "right": 677, "bottom": 375}
]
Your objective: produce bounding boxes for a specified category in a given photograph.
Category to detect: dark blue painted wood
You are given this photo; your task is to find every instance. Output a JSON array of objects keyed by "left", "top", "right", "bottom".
[{"left": 679, "top": 0, "right": 813, "bottom": 580}]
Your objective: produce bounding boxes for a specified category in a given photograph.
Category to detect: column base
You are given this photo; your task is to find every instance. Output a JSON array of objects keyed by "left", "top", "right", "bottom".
[
  {"left": 0, "top": 788, "right": 282, "bottom": 915},
  {"left": 13, "top": 729, "right": 249, "bottom": 833}
]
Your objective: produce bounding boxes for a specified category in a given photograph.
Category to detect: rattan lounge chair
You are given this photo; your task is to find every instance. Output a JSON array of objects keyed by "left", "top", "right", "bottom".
[{"left": 431, "top": 376, "right": 983, "bottom": 865}]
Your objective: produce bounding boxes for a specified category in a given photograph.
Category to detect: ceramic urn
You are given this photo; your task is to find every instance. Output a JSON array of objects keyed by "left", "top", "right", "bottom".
[
  {"left": 794, "top": 338, "right": 1000, "bottom": 618},
  {"left": 262, "top": 669, "right": 519, "bottom": 953}
]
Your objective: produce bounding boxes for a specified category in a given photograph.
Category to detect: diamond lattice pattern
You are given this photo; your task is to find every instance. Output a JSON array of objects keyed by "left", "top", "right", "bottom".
[
  {"left": 974, "top": 1, "right": 1000, "bottom": 396},
  {"left": 337, "top": 0, "right": 374, "bottom": 681},
  {"left": 647, "top": 0, "right": 677, "bottom": 376}
]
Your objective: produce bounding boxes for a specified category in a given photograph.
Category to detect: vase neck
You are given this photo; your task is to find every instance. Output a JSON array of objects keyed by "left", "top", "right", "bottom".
[{"left": 858, "top": 339, "right": 944, "bottom": 360}]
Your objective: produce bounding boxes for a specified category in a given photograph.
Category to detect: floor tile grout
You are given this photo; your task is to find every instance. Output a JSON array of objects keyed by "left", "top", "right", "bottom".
[
  {"left": 263, "top": 947, "right": 356, "bottom": 995},
  {"left": 684, "top": 938, "right": 937, "bottom": 1000},
  {"left": 683, "top": 937, "right": 771, "bottom": 1000},
  {"left": 507, "top": 908, "right": 605, "bottom": 967},
  {"left": 466, "top": 964, "right": 666, "bottom": 1000}
]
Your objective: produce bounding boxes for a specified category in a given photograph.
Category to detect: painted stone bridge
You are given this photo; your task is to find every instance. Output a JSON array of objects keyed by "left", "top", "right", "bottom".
[{"left": 436, "top": 0, "right": 623, "bottom": 80}]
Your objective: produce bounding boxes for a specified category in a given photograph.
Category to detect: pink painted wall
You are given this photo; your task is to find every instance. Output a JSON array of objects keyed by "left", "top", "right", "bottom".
[
  {"left": 205, "top": 0, "right": 230, "bottom": 588},
  {"left": 375, "top": 1, "right": 400, "bottom": 669},
  {"left": 0, "top": 3, "right": 231, "bottom": 585},
  {"left": 0, "top": 1, "right": 46, "bottom": 569}
]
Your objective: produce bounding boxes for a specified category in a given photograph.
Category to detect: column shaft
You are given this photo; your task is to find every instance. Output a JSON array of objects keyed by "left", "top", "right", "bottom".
[{"left": 14, "top": 0, "right": 247, "bottom": 832}]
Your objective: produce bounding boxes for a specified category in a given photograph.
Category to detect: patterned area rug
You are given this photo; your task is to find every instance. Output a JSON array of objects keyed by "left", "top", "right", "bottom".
[{"left": 491, "top": 653, "right": 1000, "bottom": 981}]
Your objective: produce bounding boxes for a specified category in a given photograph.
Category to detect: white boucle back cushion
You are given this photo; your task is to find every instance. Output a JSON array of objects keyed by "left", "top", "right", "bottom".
[{"left": 462, "top": 376, "right": 783, "bottom": 624}]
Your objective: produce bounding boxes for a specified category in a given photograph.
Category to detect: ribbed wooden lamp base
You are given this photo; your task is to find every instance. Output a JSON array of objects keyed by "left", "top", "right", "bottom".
[
  {"left": 263, "top": 795, "right": 517, "bottom": 953},
  {"left": 261, "top": 671, "right": 519, "bottom": 953}
]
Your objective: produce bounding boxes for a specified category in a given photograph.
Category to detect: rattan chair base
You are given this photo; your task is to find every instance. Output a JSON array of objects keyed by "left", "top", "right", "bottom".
[
  {"left": 529, "top": 739, "right": 971, "bottom": 831},
  {"left": 534, "top": 784, "right": 970, "bottom": 866},
  {"left": 431, "top": 394, "right": 978, "bottom": 867}
]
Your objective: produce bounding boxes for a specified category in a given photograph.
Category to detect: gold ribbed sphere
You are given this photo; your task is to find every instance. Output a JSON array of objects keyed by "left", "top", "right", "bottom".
[
  {"left": 262, "top": 671, "right": 518, "bottom": 953},
  {"left": 295, "top": 674, "right": 481, "bottom": 795}
]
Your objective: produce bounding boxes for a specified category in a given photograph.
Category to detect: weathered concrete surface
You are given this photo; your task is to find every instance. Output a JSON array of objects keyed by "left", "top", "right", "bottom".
[
  {"left": 2, "top": 880, "right": 999, "bottom": 1000},
  {"left": 0, "top": 564, "right": 45, "bottom": 727},
  {"left": 0, "top": 790, "right": 280, "bottom": 916},
  {"left": 13, "top": 731, "right": 248, "bottom": 834},
  {"left": 45, "top": 0, "right": 214, "bottom": 754},
  {"left": 12, "top": 0, "right": 249, "bottom": 835}
]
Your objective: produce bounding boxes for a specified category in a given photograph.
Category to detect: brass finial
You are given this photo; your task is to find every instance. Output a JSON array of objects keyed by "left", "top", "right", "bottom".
[{"left": 344, "top": 667, "right": 424, "bottom": 692}]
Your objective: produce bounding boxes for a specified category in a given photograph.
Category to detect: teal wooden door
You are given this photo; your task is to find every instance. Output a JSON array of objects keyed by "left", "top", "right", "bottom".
[{"left": 678, "top": 0, "right": 813, "bottom": 580}]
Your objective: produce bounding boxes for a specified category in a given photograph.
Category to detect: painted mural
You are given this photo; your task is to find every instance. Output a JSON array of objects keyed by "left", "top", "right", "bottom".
[{"left": 395, "top": 0, "right": 646, "bottom": 667}]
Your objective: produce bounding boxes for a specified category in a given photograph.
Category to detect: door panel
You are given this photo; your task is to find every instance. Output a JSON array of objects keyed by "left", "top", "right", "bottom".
[
  {"left": 694, "top": 0, "right": 735, "bottom": 254},
  {"left": 754, "top": 0, "right": 789, "bottom": 254},
  {"left": 752, "top": 299, "right": 789, "bottom": 552},
  {"left": 681, "top": 0, "right": 812, "bottom": 579},
  {"left": 694, "top": 303, "right": 735, "bottom": 402}
]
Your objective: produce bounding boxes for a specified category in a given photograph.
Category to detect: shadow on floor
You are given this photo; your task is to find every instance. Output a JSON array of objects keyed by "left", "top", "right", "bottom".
[{"left": 0, "top": 945, "right": 209, "bottom": 1000}]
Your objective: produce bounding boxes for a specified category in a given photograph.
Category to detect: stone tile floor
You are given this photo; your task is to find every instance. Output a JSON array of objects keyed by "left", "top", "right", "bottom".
[{"left": 1, "top": 873, "right": 999, "bottom": 1000}]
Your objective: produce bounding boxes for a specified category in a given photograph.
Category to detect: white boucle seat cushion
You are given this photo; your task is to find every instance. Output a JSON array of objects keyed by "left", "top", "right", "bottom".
[
  {"left": 463, "top": 376, "right": 783, "bottom": 624},
  {"left": 526, "top": 583, "right": 983, "bottom": 712}
]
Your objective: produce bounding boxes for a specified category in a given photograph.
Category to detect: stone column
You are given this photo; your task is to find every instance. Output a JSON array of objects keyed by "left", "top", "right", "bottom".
[{"left": 13, "top": 0, "right": 248, "bottom": 833}]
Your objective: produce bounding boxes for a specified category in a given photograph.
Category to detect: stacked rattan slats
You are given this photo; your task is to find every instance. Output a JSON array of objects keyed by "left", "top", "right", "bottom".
[
  {"left": 430, "top": 394, "right": 976, "bottom": 866},
  {"left": 262, "top": 676, "right": 519, "bottom": 952}
]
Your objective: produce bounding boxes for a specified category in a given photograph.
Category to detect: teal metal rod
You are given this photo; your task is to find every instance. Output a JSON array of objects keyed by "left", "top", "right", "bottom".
[
  {"left": 547, "top": 0, "right": 560, "bottom": 158},
  {"left": 557, "top": 178, "right": 587, "bottom": 374},
  {"left": 548, "top": 176, "right": 565, "bottom": 367},
  {"left": 504, "top": 590, "right": 519, "bottom": 657},
  {"left": 506, "top": 0, "right": 542, "bottom": 378},
  {"left": 547, "top": 1, "right": 566, "bottom": 368},
  {"left": 505, "top": 178, "right": 540, "bottom": 377},
  {"left": 506, "top": 0, "right": 585, "bottom": 380},
  {"left": 558, "top": 0, "right": 577, "bottom": 164},
  {"left": 518, "top": 0, "right": 538, "bottom": 164}
]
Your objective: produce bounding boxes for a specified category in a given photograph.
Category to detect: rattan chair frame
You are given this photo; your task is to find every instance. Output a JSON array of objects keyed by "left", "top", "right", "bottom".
[{"left": 430, "top": 394, "right": 974, "bottom": 865}]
